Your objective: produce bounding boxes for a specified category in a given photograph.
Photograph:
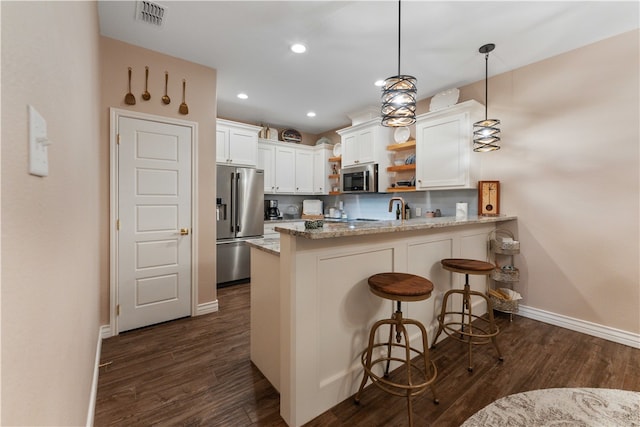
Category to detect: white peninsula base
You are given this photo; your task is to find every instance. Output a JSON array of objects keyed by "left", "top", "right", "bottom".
[{"left": 250, "top": 218, "right": 516, "bottom": 426}]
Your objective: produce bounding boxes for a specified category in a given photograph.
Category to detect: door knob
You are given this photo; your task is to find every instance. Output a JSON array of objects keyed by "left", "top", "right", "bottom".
[{"left": 180, "top": 228, "right": 190, "bottom": 235}]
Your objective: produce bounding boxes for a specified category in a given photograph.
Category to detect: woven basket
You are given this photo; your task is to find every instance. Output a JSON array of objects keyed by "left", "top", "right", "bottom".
[
  {"left": 491, "top": 267, "right": 520, "bottom": 282},
  {"left": 490, "top": 295, "right": 519, "bottom": 313},
  {"left": 490, "top": 239, "right": 520, "bottom": 254}
]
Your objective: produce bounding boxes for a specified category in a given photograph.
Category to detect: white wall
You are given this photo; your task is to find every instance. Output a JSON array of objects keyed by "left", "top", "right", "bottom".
[
  {"left": 1, "top": 2, "right": 102, "bottom": 424},
  {"left": 471, "top": 30, "right": 639, "bottom": 335}
]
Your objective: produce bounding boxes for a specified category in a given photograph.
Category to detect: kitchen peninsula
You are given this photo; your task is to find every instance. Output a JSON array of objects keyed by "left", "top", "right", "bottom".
[{"left": 248, "top": 215, "right": 517, "bottom": 426}]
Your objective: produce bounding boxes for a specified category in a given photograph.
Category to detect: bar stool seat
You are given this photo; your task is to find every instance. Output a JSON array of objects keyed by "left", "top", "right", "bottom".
[
  {"left": 432, "top": 259, "right": 503, "bottom": 372},
  {"left": 354, "top": 272, "right": 438, "bottom": 427}
]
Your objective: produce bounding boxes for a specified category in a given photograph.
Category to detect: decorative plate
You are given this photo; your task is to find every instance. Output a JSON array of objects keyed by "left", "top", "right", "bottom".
[
  {"left": 405, "top": 154, "right": 416, "bottom": 165},
  {"left": 281, "top": 128, "right": 302, "bottom": 143},
  {"left": 333, "top": 143, "right": 342, "bottom": 157},
  {"left": 394, "top": 126, "right": 410, "bottom": 143},
  {"left": 429, "top": 88, "right": 460, "bottom": 112}
]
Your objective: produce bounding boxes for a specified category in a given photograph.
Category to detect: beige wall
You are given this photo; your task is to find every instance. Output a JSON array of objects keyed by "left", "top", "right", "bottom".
[
  {"left": 1, "top": 2, "right": 102, "bottom": 424},
  {"left": 418, "top": 30, "right": 639, "bottom": 334},
  {"left": 99, "top": 37, "right": 218, "bottom": 324}
]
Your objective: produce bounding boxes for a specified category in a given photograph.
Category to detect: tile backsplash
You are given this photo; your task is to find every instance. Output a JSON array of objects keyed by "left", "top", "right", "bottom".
[{"left": 265, "top": 190, "right": 478, "bottom": 220}]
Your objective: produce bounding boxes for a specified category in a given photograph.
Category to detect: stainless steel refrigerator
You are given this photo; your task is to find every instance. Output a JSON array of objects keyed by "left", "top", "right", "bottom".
[{"left": 216, "top": 165, "right": 264, "bottom": 285}]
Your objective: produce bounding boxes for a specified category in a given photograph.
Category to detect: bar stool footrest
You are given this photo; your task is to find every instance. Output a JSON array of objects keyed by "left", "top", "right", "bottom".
[{"left": 360, "top": 342, "right": 437, "bottom": 398}]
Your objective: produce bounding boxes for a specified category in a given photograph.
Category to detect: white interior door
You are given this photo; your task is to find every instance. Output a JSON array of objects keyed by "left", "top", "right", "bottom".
[{"left": 117, "top": 116, "right": 192, "bottom": 333}]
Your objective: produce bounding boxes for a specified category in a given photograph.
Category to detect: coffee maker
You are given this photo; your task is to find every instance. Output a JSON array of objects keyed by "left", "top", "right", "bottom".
[{"left": 264, "top": 200, "right": 280, "bottom": 220}]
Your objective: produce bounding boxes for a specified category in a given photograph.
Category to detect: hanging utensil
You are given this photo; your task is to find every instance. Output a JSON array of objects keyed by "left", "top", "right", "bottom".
[
  {"left": 125, "top": 67, "right": 136, "bottom": 105},
  {"left": 179, "top": 79, "right": 189, "bottom": 115},
  {"left": 142, "top": 66, "right": 151, "bottom": 101},
  {"left": 162, "top": 71, "right": 171, "bottom": 105}
]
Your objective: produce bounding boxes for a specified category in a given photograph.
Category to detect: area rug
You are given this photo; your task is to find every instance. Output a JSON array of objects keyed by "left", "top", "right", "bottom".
[{"left": 462, "top": 388, "right": 639, "bottom": 426}]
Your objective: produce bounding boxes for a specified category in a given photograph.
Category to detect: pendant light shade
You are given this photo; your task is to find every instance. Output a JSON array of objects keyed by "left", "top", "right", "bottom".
[
  {"left": 381, "top": 1, "right": 417, "bottom": 127},
  {"left": 473, "top": 43, "right": 501, "bottom": 152}
]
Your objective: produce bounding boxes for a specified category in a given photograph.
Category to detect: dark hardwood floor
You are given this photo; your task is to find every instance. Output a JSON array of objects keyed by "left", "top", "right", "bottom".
[{"left": 95, "top": 283, "right": 640, "bottom": 426}]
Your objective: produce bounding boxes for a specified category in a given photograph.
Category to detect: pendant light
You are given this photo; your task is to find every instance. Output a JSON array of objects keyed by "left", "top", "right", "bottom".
[
  {"left": 473, "top": 43, "right": 501, "bottom": 152},
  {"left": 381, "top": 0, "right": 417, "bottom": 127}
]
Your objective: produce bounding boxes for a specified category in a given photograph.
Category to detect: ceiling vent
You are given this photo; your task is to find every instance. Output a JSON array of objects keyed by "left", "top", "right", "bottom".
[{"left": 136, "top": 1, "right": 167, "bottom": 27}]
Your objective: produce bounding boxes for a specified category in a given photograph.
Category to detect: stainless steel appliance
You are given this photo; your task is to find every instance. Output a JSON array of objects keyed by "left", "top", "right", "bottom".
[
  {"left": 341, "top": 164, "right": 378, "bottom": 193},
  {"left": 216, "top": 165, "right": 264, "bottom": 285},
  {"left": 264, "top": 199, "right": 280, "bottom": 220}
]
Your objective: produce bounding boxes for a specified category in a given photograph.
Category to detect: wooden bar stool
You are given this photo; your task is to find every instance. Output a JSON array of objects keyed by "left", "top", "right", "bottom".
[
  {"left": 432, "top": 258, "right": 503, "bottom": 372},
  {"left": 354, "top": 272, "right": 438, "bottom": 427}
]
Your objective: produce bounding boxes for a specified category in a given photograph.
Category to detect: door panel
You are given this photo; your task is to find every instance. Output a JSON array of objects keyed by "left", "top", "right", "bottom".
[
  {"left": 118, "top": 117, "right": 192, "bottom": 332},
  {"left": 137, "top": 274, "right": 178, "bottom": 305}
]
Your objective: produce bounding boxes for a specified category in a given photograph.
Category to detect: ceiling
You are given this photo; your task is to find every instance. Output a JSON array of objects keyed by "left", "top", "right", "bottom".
[{"left": 98, "top": 1, "right": 638, "bottom": 135}]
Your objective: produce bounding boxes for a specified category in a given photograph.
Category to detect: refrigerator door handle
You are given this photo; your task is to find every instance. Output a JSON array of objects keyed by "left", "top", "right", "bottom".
[
  {"left": 236, "top": 171, "right": 241, "bottom": 232},
  {"left": 230, "top": 172, "right": 236, "bottom": 233}
]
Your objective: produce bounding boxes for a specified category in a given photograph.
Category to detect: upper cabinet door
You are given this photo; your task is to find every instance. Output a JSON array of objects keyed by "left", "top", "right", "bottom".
[
  {"left": 338, "top": 121, "right": 390, "bottom": 168},
  {"left": 294, "top": 149, "right": 314, "bottom": 194},
  {"left": 216, "top": 126, "right": 230, "bottom": 163},
  {"left": 415, "top": 100, "right": 483, "bottom": 190},
  {"left": 313, "top": 147, "right": 331, "bottom": 195},
  {"left": 257, "top": 142, "right": 276, "bottom": 193},
  {"left": 274, "top": 146, "right": 295, "bottom": 193},
  {"left": 216, "top": 119, "right": 261, "bottom": 166},
  {"left": 341, "top": 132, "right": 359, "bottom": 167},
  {"left": 228, "top": 128, "right": 258, "bottom": 166}
]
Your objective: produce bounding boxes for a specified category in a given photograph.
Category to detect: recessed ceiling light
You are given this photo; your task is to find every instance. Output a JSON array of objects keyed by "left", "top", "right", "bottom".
[
  {"left": 291, "top": 43, "right": 307, "bottom": 54},
  {"left": 374, "top": 80, "right": 385, "bottom": 87},
  {"left": 237, "top": 93, "right": 248, "bottom": 100},
  {"left": 307, "top": 111, "right": 316, "bottom": 118}
]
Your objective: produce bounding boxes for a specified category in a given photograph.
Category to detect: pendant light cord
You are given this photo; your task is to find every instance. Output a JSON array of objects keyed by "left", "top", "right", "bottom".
[
  {"left": 484, "top": 52, "right": 489, "bottom": 120},
  {"left": 397, "top": 0, "right": 401, "bottom": 76}
]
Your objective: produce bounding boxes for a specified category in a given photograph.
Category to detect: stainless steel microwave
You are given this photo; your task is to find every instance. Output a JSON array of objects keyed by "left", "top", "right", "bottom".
[{"left": 341, "top": 164, "right": 378, "bottom": 193}]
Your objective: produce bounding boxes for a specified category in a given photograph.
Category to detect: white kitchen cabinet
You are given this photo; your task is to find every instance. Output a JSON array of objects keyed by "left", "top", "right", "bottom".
[
  {"left": 258, "top": 140, "right": 295, "bottom": 194},
  {"left": 415, "top": 100, "right": 484, "bottom": 190},
  {"left": 257, "top": 142, "right": 276, "bottom": 193},
  {"left": 337, "top": 120, "right": 391, "bottom": 168},
  {"left": 295, "top": 147, "right": 314, "bottom": 194},
  {"left": 258, "top": 139, "right": 331, "bottom": 195},
  {"left": 275, "top": 145, "right": 296, "bottom": 193},
  {"left": 216, "top": 119, "right": 261, "bottom": 166},
  {"left": 313, "top": 146, "right": 332, "bottom": 195}
]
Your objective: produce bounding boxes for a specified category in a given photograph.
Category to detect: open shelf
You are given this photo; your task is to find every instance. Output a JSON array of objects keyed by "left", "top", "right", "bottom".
[
  {"left": 328, "top": 156, "right": 342, "bottom": 162},
  {"left": 387, "top": 164, "right": 416, "bottom": 172},
  {"left": 387, "top": 140, "right": 416, "bottom": 151},
  {"left": 386, "top": 186, "right": 416, "bottom": 192},
  {"left": 328, "top": 191, "right": 341, "bottom": 195}
]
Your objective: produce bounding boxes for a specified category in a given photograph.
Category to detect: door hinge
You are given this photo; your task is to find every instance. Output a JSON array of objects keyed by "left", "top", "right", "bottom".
[
  {"left": 117, "top": 134, "right": 121, "bottom": 145},
  {"left": 116, "top": 219, "right": 121, "bottom": 230},
  {"left": 116, "top": 304, "right": 120, "bottom": 316}
]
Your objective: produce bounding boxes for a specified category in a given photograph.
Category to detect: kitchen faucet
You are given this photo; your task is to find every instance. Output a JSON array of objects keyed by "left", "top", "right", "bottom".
[{"left": 388, "top": 197, "right": 406, "bottom": 220}]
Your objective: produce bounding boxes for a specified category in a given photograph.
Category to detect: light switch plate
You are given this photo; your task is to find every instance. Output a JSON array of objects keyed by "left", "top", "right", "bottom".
[{"left": 28, "top": 105, "right": 49, "bottom": 177}]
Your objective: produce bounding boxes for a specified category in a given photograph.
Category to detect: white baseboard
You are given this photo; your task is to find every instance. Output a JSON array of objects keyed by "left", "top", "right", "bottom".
[
  {"left": 518, "top": 305, "right": 640, "bottom": 349},
  {"left": 98, "top": 300, "right": 217, "bottom": 340},
  {"left": 100, "top": 324, "right": 112, "bottom": 339},
  {"left": 86, "top": 326, "right": 103, "bottom": 427},
  {"left": 196, "top": 299, "right": 219, "bottom": 316}
]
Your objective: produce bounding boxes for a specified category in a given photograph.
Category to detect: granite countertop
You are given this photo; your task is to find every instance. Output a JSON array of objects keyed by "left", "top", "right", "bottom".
[
  {"left": 249, "top": 215, "right": 517, "bottom": 254},
  {"left": 246, "top": 238, "right": 281, "bottom": 256},
  {"left": 274, "top": 215, "right": 517, "bottom": 240}
]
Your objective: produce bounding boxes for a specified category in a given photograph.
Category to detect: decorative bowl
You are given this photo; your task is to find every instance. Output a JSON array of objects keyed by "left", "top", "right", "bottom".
[{"left": 304, "top": 220, "right": 324, "bottom": 230}]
